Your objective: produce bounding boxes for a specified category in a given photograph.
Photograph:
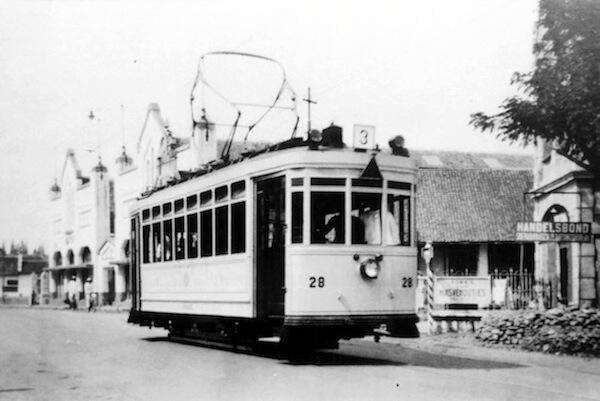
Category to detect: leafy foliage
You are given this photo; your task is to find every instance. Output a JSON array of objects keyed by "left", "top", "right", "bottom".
[{"left": 470, "top": 0, "right": 600, "bottom": 176}]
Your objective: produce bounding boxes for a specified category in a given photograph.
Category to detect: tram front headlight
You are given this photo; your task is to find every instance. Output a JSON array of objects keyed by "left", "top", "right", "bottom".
[{"left": 360, "top": 258, "right": 381, "bottom": 279}]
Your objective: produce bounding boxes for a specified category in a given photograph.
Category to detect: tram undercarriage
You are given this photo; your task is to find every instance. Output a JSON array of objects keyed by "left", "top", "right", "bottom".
[{"left": 128, "top": 310, "right": 419, "bottom": 350}]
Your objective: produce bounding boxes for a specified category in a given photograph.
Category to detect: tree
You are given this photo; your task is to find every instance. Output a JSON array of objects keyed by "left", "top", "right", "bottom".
[{"left": 470, "top": 0, "right": 600, "bottom": 177}]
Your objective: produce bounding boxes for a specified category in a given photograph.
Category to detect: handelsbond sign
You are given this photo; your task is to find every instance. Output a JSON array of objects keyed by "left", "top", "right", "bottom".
[{"left": 516, "top": 221, "right": 592, "bottom": 242}]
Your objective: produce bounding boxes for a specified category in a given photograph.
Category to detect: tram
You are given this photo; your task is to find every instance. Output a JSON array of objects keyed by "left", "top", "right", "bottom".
[{"left": 128, "top": 125, "right": 419, "bottom": 349}]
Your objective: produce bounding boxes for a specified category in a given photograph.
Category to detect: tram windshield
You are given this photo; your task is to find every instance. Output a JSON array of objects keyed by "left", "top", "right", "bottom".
[{"left": 307, "top": 182, "right": 411, "bottom": 246}]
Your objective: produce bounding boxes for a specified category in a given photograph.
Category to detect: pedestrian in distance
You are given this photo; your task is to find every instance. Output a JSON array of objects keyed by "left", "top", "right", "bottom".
[
  {"left": 84, "top": 277, "right": 93, "bottom": 312},
  {"left": 68, "top": 275, "right": 78, "bottom": 310}
]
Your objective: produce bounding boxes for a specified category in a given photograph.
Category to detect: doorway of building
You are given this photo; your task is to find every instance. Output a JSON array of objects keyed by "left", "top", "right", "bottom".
[{"left": 256, "top": 176, "right": 285, "bottom": 319}]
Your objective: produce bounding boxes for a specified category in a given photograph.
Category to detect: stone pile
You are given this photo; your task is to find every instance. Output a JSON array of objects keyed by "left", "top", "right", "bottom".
[{"left": 475, "top": 308, "right": 600, "bottom": 356}]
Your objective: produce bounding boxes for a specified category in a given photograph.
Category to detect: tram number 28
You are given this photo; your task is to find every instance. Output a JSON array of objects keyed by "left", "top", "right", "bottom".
[{"left": 309, "top": 276, "right": 325, "bottom": 288}]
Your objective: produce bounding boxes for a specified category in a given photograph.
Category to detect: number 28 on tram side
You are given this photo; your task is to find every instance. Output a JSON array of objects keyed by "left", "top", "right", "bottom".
[{"left": 128, "top": 126, "right": 419, "bottom": 349}]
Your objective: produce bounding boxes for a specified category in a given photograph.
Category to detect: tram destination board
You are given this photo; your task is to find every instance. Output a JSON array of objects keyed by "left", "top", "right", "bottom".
[{"left": 516, "top": 221, "right": 592, "bottom": 242}]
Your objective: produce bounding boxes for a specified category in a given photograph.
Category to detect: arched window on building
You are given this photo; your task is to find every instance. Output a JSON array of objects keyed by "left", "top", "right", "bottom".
[
  {"left": 53, "top": 251, "right": 62, "bottom": 267},
  {"left": 542, "top": 204, "right": 569, "bottom": 223},
  {"left": 66, "top": 249, "right": 75, "bottom": 265},
  {"left": 80, "top": 247, "right": 92, "bottom": 264}
]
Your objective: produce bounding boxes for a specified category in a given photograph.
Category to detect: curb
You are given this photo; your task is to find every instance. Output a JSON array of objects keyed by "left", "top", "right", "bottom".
[{"left": 0, "top": 303, "right": 129, "bottom": 314}]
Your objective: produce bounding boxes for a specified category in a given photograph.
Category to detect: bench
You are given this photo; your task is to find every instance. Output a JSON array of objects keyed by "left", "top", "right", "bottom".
[{"left": 430, "top": 309, "right": 483, "bottom": 332}]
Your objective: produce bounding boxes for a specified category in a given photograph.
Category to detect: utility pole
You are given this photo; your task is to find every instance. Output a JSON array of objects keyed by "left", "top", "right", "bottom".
[{"left": 302, "top": 87, "right": 317, "bottom": 134}]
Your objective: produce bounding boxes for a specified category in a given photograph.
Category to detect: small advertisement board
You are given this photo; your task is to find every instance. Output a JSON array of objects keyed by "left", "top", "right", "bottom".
[
  {"left": 434, "top": 276, "right": 491, "bottom": 307},
  {"left": 516, "top": 221, "right": 591, "bottom": 242}
]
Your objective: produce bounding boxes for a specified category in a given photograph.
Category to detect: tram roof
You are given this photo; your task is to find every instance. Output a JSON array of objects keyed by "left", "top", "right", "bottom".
[{"left": 138, "top": 138, "right": 415, "bottom": 201}]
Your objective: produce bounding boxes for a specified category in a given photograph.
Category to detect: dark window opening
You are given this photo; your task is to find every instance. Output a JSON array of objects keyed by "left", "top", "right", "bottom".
[
  {"left": 311, "top": 192, "right": 345, "bottom": 244},
  {"left": 311, "top": 177, "right": 345, "bottom": 186},
  {"left": 187, "top": 213, "right": 199, "bottom": 258},
  {"left": 174, "top": 199, "right": 184, "bottom": 213},
  {"left": 200, "top": 190, "right": 212, "bottom": 206},
  {"left": 215, "top": 206, "right": 228, "bottom": 255},
  {"left": 231, "top": 180, "right": 246, "bottom": 199},
  {"left": 142, "top": 225, "right": 150, "bottom": 263},
  {"left": 163, "top": 202, "right": 172, "bottom": 216},
  {"left": 186, "top": 194, "right": 198, "bottom": 209},
  {"left": 152, "top": 206, "right": 161, "bottom": 219},
  {"left": 387, "top": 194, "right": 410, "bottom": 246},
  {"left": 291, "top": 178, "right": 304, "bottom": 186},
  {"left": 351, "top": 192, "right": 382, "bottom": 244},
  {"left": 174, "top": 216, "right": 185, "bottom": 260},
  {"left": 215, "top": 186, "right": 228, "bottom": 203},
  {"left": 200, "top": 210, "right": 213, "bottom": 257},
  {"left": 152, "top": 222, "right": 162, "bottom": 262},
  {"left": 291, "top": 192, "right": 303, "bottom": 243},
  {"left": 163, "top": 219, "right": 173, "bottom": 261},
  {"left": 142, "top": 209, "right": 150, "bottom": 222},
  {"left": 231, "top": 202, "right": 246, "bottom": 253}
]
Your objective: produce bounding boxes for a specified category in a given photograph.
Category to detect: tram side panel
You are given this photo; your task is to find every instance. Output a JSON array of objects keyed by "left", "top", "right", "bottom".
[{"left": 139, "top": 255, "right": 254, "bottom": 318}]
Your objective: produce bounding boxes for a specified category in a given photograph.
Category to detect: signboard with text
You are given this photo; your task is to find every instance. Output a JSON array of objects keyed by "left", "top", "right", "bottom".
[
  {"left": 434, "top": 276, "right": 491, "bottom": 307},
  {"left": 516, "top": 221, "right": 591, "bottom": 242}
]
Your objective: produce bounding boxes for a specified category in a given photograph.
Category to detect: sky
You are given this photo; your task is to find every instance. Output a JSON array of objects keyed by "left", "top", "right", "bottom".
[{"left": 0, "top": 0, "right": 539, "bottom": 249}]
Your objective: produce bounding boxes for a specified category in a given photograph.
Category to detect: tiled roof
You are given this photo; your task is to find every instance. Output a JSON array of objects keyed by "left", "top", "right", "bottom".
[
  {"left": 416, "top": 169, "right": 534, "bottom": 243},
  {"left": 412, "top": 150, "right": 533, "bottom": 170}
]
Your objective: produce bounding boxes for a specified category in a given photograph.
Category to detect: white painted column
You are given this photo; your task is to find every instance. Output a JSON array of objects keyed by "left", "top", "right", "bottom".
[{"left": 115, "top": 265, "right": 125, "bottom": 301}]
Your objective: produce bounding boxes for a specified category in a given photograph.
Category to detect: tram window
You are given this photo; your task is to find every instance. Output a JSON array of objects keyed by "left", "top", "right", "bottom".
[
  {"left": 231, "top": 202, "right": 246, "bottom": 253},
  {"left": 186, "top": 194, "right": 197, "bottom": 209},
  {"left": 187, "top": 213, "right": 198, "bottom": 258},
  {"left": 163, "top": 202, "right": 172, "bottom": 216},
  {"left": 311, "top": 192, "right": 345, "bottom": 244},
  {"left": 200, "top": 210, "right": 213, "bottom": 257},
  {"left": 351, "top": 193, "right": 382, "bottom": 245},
  {"left": 174, "top": 216, "right": 185, "bottom": 260},
  {"left": 142, "top": 225, "right": 150, "bottom": 263},
  {"left": 174, "top": 199, "right": 184, "bottom": 213},
  {"left": 387, "top": 194, "right": 410, "bottom": 246},
  {"left": 152, "top": 206, "right": 161, "bottom": 219},
  {"left": 163, "top": 219, "right": 173, "bottom": 261},
  {"left": 291, "top": 178, "right": 303, "bottom": 187},
  {"left": 215, "top": 185, "right": 228, "bottom": 203},
  {"left": 142, "top": 209, "right": 150, "bottom": 222},
  {"left": 200, "top": 190, "right": 212, "bottom": 206},
  {"left": 215, "top": 206, "right": 229, "bottom": 255},
  {"left": 291, "top": 192, "right": 303, "bottom": 243},
  {"left": 152, "top": 222, "right": 162, "bottom": 262},
  {"left": 231, "top": 180, "right": 246, "bottom": 200}
]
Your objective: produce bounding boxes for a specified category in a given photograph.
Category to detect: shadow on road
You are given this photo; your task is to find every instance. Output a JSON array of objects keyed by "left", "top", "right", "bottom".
[
  {"left": 141, "top": 336, "right": 523, "bottom": 370},
  {"left": 0, "top": 388, "right": 34, "bottom": 393}
]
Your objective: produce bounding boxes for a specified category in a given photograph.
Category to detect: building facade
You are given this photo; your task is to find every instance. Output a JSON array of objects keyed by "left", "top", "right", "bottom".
[
  {"left": 530, "top": 140, "right": 600, "bottom": 308},
  {"left": 0, "top": 254, "right": 47, "bottom": 305}
]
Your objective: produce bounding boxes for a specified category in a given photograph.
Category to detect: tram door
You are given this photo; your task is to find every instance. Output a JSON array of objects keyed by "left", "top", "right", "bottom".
[{"left": 256, "top": 176, "right": 285, "bottom": 318}]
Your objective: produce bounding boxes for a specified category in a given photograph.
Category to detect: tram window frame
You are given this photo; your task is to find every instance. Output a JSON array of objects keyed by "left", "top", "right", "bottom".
[
  {"left": 215, "top": 205, "right": 229, "bottom": 255},
  {"left": 163, "top": 219, "right": 173, "bottom": 261},
  {"left": 187, "top": 212, "right": 199, "bottom": 258},
  {"left": 163, "top": 202, "right": 172, "bottom": 217},
  {"left": 351, "top": 192, "right": 383, "bottom": 245},
  {"left": 174, "top": 216, "right": 185, "bottom": 260},
  {"left": 142, "top": 209, "right": 150, "bottom": 222},
  {"left": 291, "top": 192, "right": 303, "bottom": 244},
  {"left": 231, "top": 201, "right": 246, "bottom": 253},
  {"left": 142, "top": 224, "right": 151, "bottom": 263},
  {"left": 152, "top": 222, "right": 162, "bottom": 262},
  {"left": 215, "top": 185, "right": 228, "bottom": 203},
  {"left": 186, "top": 194, "right": 198, "bottom": 210},
  {"left": 200, "top": 209, "right": 213, "bottom": 257},
  {"left": 152, "top": 206, "right": 161, "bottom": 219},
  {"left": 174, "top": 199, "right": 184, "bottom": 214},
  {"left": 200, "top": 190, "right": 212, "bottom": 206},
  {"left": 387, "top": 194, "right": 411, "bottom": 246},
  {"left": 310, "top": 192, "right": 345, "bottom": 244},
  {"left": 231, "top": 180, "right": 246, "bottom": 200}
]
